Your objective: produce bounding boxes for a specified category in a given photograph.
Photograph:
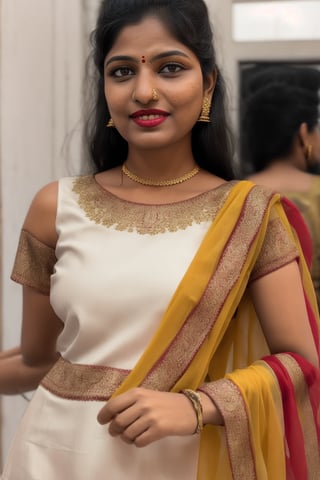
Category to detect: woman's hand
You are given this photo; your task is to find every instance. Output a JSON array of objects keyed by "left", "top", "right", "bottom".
[{"left": 97, "top": 388, "right": 198, "bottom": 447}]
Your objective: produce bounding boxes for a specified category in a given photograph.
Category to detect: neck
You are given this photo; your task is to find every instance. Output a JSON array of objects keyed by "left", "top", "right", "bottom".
[
  {"left": 266, "top": 157, "right": 306, "bottom": 173},
  {"left": 126, "top": 142, "right": 196, "bottom": 179}
]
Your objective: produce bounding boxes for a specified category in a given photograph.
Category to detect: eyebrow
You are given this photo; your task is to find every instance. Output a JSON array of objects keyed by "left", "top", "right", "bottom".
[{"left": 105, "top": 50, "right": 190, "bottom": 67}]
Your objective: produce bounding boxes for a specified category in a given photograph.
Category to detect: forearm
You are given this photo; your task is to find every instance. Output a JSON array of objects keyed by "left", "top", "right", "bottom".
[
  {"left": 0, "top": 352, "right": 55, "bottom": 395},
  {"left": 0, "top": 345, "right": 21, "bottom": 360}
]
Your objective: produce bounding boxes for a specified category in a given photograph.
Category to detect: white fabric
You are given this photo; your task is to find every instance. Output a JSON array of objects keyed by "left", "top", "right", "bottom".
[
  {"left": 52, "top": 178, "right": 211, "bottom": 368},
  {"left": 2, "top": 387, "right": 199, "bottom": 480},
  {"left": 2, "top": 176, "right": 215, "bottom": 479}
]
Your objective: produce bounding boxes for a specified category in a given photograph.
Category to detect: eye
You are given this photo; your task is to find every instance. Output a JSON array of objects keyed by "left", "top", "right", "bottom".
[
  {"left": 111, "top": 66, "right": 135, "bottom": 78},
  {"left": 160, "top": 63, "right": 184, "bottom": 74}
]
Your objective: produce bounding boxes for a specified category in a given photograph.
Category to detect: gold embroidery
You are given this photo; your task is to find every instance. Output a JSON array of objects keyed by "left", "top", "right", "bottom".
[
  {"left": 276, "top": 353, "right": 320, "bottom": 478},
  {"left": 11, "top": 229, "right": 56, "bottom": 294},
  {"left": 72, "top": 175, "right": 235, "bottom": 235},
  {"left": 199, "top": 379, "right": 257, "bottom": 480},
  {"left": 251, "top": 216, "right": 298, "bottom": 282},
  {"left": 41, "top": 357, "right": 130, "bottom": 401}
]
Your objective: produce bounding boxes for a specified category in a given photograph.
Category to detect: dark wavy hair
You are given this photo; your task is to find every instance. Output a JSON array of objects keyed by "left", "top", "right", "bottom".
[
  {"left": 241, "top": 66, "right": 320, "bottom": 175},
  {"left": 83, "top": 0, "right": 235, "bottom": 180}
]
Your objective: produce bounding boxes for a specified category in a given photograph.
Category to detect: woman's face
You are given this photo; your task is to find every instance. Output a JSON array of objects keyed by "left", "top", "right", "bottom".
[{"left": 103, "top": 15, "right": 215, "bottom": 152}]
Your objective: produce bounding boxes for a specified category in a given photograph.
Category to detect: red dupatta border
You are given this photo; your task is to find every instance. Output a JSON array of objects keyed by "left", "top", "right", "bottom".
[
  {"left": 281, "top": 197, "right": 313, "bottom": 270},
  {"left": 262, "top": 353, "right": 320, "bottom": 479},
  {"left": 282, "top": 195, "right": 320, "bottom": 353},
  {"left": 304, "top": 291, "right": 320, "bottom": 357},
  {"left": 282, "top": 196, "right": 320, "bottom": 352}
]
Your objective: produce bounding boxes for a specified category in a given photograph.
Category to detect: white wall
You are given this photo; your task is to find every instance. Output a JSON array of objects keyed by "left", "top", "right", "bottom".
[{"left": 0, "top": 0, "right": 92, "bottom": 461}]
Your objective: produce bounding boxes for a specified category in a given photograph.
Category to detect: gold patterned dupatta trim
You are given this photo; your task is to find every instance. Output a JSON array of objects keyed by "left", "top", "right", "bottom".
[
  {"left": 221, "top": 361, "right": 287, "bottom": 479},
  {"left": 199, "top": 377, "right": 260, "bottom": 480},
  {"left": 111, "top": 181, "right": 276, "bottom": 396}
]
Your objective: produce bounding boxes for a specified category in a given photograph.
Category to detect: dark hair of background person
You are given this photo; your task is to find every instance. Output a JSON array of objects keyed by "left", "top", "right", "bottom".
[
  {"left": 240, "top": 65, "right": 320, "bottom": 176},
  {"left": 83, "top": 0, "right": 235, "bottom": 180}
]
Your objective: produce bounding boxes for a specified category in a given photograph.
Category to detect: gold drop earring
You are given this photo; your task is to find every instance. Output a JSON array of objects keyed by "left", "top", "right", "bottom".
[
  {"left": 106, "top": 118, "right": 115, "bottom": 128},
  {"left": 198, "top": 97, "right": 212, "bottom": 123},
  {"left": 306, "top": 144, "right": 313, "bottom": 163}
]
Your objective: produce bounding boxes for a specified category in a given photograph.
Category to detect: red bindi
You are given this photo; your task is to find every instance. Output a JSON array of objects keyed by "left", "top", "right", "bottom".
[{"left": 141, "top": 56, "right": 146, "bottom": 63}]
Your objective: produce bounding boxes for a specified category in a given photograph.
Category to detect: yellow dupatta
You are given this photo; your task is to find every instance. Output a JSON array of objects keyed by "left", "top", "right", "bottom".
[{"left": 111, "top": 180, "right": 320, "bottom": 479}]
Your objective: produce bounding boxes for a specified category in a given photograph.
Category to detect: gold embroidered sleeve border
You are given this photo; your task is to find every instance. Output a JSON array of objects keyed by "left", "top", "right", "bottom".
[{"left": 11, "top": 229, "right": 57, "bottom": 294}]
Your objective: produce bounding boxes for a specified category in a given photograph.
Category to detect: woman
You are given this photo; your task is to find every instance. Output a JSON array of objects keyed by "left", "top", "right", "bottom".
[
  {"left": 242, "top": 65, "right": 320, "bottom": 308},
  {"left": 2, "top": 1, "right": 320, "bottom": 479}
]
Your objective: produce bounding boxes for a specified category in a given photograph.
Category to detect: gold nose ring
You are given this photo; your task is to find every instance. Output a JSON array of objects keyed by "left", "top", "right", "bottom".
[{"left": 152, "top": 88, "right": 159, "bottom": 101}]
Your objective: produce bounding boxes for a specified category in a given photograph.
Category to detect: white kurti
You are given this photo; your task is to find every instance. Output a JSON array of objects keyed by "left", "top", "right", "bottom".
[{"left": 2, "top": 176, "right": 233, "bottom": 480}]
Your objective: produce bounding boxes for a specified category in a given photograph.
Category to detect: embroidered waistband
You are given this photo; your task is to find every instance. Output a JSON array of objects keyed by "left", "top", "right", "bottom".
[{"left": 40, "top": 357, "right": 130, "bottom": 401}]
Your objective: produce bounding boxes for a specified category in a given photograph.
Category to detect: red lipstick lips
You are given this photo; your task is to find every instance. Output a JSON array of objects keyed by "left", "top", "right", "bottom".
[{"left": 130, "top": 109, "right": 169, "bottom": 128}]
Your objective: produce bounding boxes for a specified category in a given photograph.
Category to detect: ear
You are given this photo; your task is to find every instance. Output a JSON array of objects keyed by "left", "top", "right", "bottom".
[
  {"left": 203, "top": 69, "right": 218, "bottom": 99},
  {"left": 298, "top": 122, "right": 310, "bottom": 147}
]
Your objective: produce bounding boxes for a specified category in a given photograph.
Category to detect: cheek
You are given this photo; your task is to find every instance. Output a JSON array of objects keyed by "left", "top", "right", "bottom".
[
  {"left": 105, "top": 92, "right": 130, "bottom": 120},
  {"left": 104, "top": 84, "right": 111, "bottom": 111},
  {"left": 104, "top": 83, "right": 120, "bottom": 114},
  {"left": 174, "top": 72, "right": 203, "bottom": 105},
  {"left": 173, "top": 84, "right": 203, "bottom": 112}
]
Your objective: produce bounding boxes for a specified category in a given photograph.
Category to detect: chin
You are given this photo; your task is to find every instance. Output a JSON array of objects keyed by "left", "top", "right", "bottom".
[{"left": 130, "top": 134, "right": 177, "bottom": 149}]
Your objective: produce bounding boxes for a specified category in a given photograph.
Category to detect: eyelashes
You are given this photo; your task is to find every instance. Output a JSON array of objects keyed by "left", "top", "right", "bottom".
[
  {"left": 107, "top": 62, "right": 186, "bottom": 80},
  {"left": 111, "top": 66, "right": 135, "bottom": 78},
  {"left": 160, "top": 63, "right": 184, "bottom": 74}
]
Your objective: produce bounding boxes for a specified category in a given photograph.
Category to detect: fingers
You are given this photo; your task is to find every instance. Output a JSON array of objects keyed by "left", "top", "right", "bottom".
[
  {"left": 97, "top": 389, "right": 137, "bottom": 424},
  {"left": 108, "top": 406, "right": 141, "bottom": 436},
  {"left": 119, "top": 417, "right": 150, "bottom": 446},
  {"left": 117, "top": 416, "right": 162, "bottom": 448},
  {"left": 106, "top": 391, "right": 155, "bottom": 443},
  {"left": 125, "top": 426, "right": 154, "bottom": 448},
  {"left": 97, "top": 388, "right": 199, "bottom": 448},
  {"left": 97, "top": 388, "right": 163, "bottom": 447},
  {"left": 97, "top": 404, "right": 113, "bottom": 425}
]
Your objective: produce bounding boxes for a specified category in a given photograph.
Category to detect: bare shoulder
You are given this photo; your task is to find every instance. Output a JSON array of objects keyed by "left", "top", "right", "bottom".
[
  {"left": 247, "top": 170, "right": 312, "bottom": 193},
  {"left": 23, "top": 181, "right": 59, "bottom": 248}
]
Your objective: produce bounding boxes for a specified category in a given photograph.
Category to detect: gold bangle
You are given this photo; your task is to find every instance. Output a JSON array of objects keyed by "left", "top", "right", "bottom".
[{"left": 181, "top": 389, "right": 203, "bottom": 434}]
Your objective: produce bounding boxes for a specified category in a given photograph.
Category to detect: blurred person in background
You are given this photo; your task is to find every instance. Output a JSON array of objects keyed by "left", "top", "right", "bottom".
[{"left": 241, "top": 65, "right": 320, "bottom": 308}]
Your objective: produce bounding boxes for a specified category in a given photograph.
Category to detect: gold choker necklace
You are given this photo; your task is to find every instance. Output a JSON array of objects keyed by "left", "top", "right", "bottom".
[{"left": 121, "top": 164, "right": 200, "bottom": 187}]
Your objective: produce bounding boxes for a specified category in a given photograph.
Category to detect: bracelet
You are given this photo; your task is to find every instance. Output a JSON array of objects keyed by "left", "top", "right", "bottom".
[{"left": 181, "top": 389, "right": 203, "bottom": 434}]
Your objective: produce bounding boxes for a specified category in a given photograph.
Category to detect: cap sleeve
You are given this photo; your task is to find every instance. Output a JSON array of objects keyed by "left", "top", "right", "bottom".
[
  {"left": 250, "top": 208, "right": 299, "bottom": 282},
  {"left": 11, "top": 229, "right": 57, "bottom": 294}
]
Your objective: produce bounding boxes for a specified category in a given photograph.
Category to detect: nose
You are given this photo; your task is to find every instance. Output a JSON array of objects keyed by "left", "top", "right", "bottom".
[{"left": 132, "top": 71, "right": 158, "bottom": 105}]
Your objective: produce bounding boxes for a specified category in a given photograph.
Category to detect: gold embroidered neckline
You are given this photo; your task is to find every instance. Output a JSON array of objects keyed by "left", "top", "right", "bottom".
[{"left": 72, "top": 175, "right": 236, "bottom": 235}]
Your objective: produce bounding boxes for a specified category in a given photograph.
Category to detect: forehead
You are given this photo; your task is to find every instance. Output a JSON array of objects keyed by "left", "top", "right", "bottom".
[{"left": 105, "top": 16, "right": 196, "bottom": 61}]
